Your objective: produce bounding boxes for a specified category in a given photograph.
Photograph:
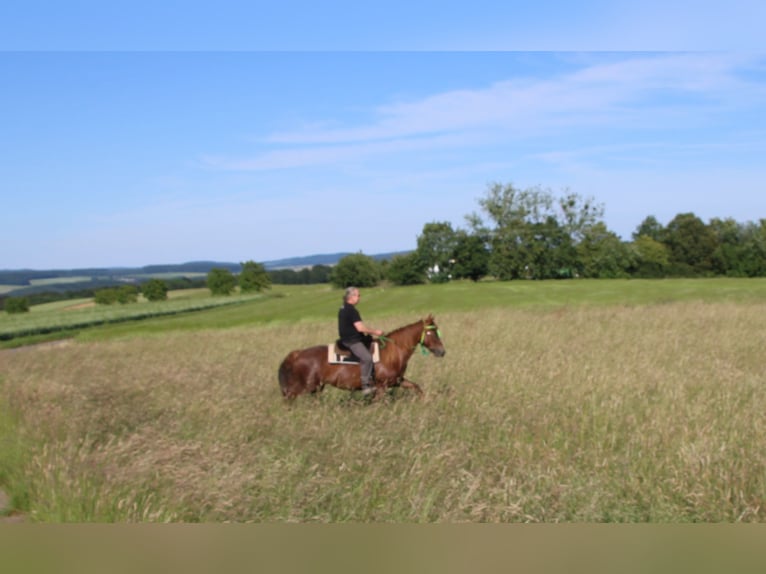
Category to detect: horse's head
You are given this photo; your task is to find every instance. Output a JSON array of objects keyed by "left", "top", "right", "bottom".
[{"left": 420, "top": 314, "right": 446, "bottom": 357}]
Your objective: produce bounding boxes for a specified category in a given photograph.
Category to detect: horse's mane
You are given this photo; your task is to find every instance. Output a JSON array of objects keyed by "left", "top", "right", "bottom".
[{"left": 384, "top": 316, "right": 433, "bottom": 339}]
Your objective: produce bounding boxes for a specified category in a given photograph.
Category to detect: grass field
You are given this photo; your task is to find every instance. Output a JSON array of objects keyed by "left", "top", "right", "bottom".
[
  {"left": 0, "top": 290, "right": 266, "bottom": 345},
  {"left": 1, "top": 278, "right": 766, "bottom": 522}
]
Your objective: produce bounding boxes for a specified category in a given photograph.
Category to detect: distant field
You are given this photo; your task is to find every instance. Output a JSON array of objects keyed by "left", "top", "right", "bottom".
[
  {"left": 28, "top": 276, "right": 93, "bottom": 286},
  {"left": 1, "top": 278, "right": 766, "bottom": 523},
  {"left": 28, "top": 298, "right": 95, "bottom": 312},
  {"left": 0, "top": 290, "right": 266, "bottom": 344},
  {"left": 127, "top": 272, "right": 208, "bottom": 280}
]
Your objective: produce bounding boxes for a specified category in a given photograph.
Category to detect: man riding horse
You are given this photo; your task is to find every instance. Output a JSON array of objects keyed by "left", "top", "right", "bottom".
[{"left": 337, "top": 286, "right": 384, "bottom": 396}]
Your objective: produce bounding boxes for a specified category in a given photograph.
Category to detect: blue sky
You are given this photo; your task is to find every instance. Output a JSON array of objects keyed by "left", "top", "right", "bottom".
[{"left": 2, "top": 2, "right": 765, "bottom": 269}]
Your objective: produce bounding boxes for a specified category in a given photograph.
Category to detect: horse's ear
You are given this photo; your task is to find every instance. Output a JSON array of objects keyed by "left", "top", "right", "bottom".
[{"left": 426, "top": 313, "right": 434, "bottom": 323}]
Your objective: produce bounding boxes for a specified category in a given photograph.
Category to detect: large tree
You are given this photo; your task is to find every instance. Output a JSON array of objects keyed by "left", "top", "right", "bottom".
[
  {"left": 632, "top": 215, "right": 665, "bottom": 242},
  {"left": 3, "top": 296, "right": 30, "bottom": 314},
  {"left": 142, "top": 278, "right": 168, "bottom": 301},
  {"left": 469, "top": 182, "right": 602, "bottom": 280},
  {"left": 576, "top": 222, "right": 633, "bottom": 278},
  {"left": 207, "top": 268, "right": 237, "bottom": 295},
  {"left": 330, "top": 253, "right": 380, "bottom": 288},
  {"left": 663, "top": 212, "right": 717, "bottom": 276},
  {"left": 386, "top": 252, "right": 427, "bottom": 286},
  {"left": 239, "top": 260, "right": 271, "bottom": 293},
  {"left": 451, "top": 231, "right": 489, "bottom": 281},
  {"left": 629, "top": 235, "right": 670, "bottom": 278},
  {"left": 416, "top": 221, "right": 459, "bottom": 282}
]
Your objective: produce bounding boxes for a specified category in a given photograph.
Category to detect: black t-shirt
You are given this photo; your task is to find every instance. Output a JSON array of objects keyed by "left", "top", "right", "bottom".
[{"left": 338, "top": 302, "right": 362, "bottom": 343}]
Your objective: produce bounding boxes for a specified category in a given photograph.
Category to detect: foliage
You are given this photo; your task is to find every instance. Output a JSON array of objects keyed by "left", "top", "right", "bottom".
[
  {"left": 239, "top": 261, "right": 272, "bottom": 293},
  {"left": 470, "top": 182, "right": 603, "bottom": 280},
  {"left": 141, "top": 279, "right": 169, "bottom": 302},
  {"left": 632, "top": 215, "right": 665, "bottom": 241},
  {"left": 709, "top": 218, "right": 766, "bottom": 277},
  {"left": 629, "top": 235, "right": 670, "bottom": 278},
  {"left": 3, "top": 296, "right": 30, "bottom": 314},
  {"left": 207, "top": 268, "right": 237, "bottom": 295},
  {"left": 451, "top": 231, "right": 489, "bottom": 281},
  {"left": 269, "top": 265, "right": 332, "bottom": 285},
  {"left": 416, "top": 221, "right": 459, "bottom": 282},
  {"left": 663, "top": 212, "right": 718, "bottom": 276},
  {"left": 94, "top": 285, "right": 139, "bottom": 305},
  {"left": 386, "top": 252, "right": 427, "bottom": 285},
  {"left": 576, "top": 223, "right": 634, "bottom": 278},
  {"left": 329, "top": 253, "right": 380, "bottom": 288}
]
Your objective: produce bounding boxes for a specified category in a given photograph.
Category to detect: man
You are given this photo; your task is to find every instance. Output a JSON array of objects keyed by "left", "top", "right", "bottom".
[{"left": 338, "top": 286, "right": 384, "bottom": 395}]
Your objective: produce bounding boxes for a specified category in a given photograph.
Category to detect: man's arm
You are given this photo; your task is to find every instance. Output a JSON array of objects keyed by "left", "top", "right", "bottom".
[{"left": 354, "top": 321, "right": 383, "bottom": 337}]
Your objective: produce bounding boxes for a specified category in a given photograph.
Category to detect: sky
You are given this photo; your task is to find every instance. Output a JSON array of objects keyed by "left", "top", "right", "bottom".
[{"left": 1, "top": 1, "right": 765, "bottom": 269}]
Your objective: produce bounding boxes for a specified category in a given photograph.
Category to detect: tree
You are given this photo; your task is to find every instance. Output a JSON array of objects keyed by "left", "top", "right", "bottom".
[
  {"left": 142, "top": 278, "right": 169, "bottom": 301},
  {"left": 707, "top": 217, "right": 766, "bottom": 277},
  {"left": 633, "top": 215, "right": 665, "bottom": 242},
  {"left": 576, "top": 223, "right": 633, "bottom": 278},
  {"left": 557, "top": 190, "right": 604, "bottom": 244},
  {"left": 239, "top": 260, "right": 271, "bottom": 293},
  {"left": 386, "top": 252, "right": 427, "bottom": 286},
  {"left": 4, "top": 296, "right": 29, "bottom": 314},
  {"left": 629, "top": 235, "right": 670, "bottom": 278},
  {"left": 95, "top": 288, "right": 118, "bottom": 305},
  {"left": 451, "top": 231, "right": 489, "bottom": 281},
  {"left": 309, "top": 265, "right": 332, "bottom": 283},
  {"left": 207, "top": 268, "right": 237, "bottom": 295},
  {"left": 469, "top": 182, "right": 604, "bottom": 280},
  {"left": 523, "top": 217, "right": 578, "bottom": 279},
  {"left": 94, "top": 285, "right": 138, "bottom": 305},
  {"left": 416, "top": 221, "right": 459, "bottom": 282},
  {"left": 330, "top": 253, "right": 380, "bottom": 288},
  {"left": 663, "top": 213, "right": 717, "bottom": 276}
]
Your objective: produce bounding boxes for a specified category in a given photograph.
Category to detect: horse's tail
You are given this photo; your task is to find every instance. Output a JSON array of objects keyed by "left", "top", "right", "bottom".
[{"left": 278, "top": 350, "right": 301, "bottom": 398}]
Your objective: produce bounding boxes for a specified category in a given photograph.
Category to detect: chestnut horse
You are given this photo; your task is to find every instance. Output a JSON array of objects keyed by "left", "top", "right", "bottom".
[{"left": 278, "top": 314, "right": 446, "bottom": 399}]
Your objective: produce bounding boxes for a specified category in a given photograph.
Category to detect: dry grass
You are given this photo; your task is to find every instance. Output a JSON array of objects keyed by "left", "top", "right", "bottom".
[{"left": 1, "top": 302, "right": 765, "bottom": 522}]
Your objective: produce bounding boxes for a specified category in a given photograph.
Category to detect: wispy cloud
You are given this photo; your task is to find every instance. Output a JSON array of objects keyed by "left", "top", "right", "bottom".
[{"left": 202, "top": 53, "right": 762, "bottom": 174}]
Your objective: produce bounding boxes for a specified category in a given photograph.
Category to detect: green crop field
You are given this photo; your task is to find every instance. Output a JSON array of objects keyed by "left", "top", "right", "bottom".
[
  {"left": 1, "top": 278, "right": 766, "bottom": 523},
  {"left": 28, "top": 276, "right": 94, "bottom": 286}
]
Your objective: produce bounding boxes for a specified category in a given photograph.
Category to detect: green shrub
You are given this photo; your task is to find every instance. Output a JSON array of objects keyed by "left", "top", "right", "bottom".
[
  {"left": 207, "top": 268, "right": 236, "bottom": 296},
  {"left": 142, "top": 279, "right": 169, "bottom": 302},
  {"left": 3, "top": 297, "right": 30, "bottom": 314}
]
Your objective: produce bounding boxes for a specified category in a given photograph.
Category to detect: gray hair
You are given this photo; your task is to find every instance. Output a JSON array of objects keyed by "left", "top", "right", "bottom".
[{"left": 343, "top": 286, "right": 358, "bottom": 302}]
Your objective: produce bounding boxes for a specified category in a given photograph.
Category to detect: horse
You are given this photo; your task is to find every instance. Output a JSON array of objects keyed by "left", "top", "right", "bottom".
[{"left": 278, "top": 314, "right": 446, "bottom": 400}]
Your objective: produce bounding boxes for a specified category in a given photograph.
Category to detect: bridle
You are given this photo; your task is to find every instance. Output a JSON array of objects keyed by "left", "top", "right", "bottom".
[
  {"left": 417, "top": 322, "right": 442, "bottom": 355},
  {"left": 377, "top": 321, "right": 442, "bottom": 355}
]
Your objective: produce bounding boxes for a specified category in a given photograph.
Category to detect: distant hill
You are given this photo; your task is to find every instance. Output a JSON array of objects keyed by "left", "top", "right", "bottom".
[
  {"left": 0, "top": 251, "right": 411, "bottom": 296},
  {"left": 263, "top": 251, "right": 410, "bottom": 269}
]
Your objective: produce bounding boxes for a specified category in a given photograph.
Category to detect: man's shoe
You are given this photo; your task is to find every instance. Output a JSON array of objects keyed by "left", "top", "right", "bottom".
[{"left": 361, "top": 385, "right": 376, "bottom": 396}]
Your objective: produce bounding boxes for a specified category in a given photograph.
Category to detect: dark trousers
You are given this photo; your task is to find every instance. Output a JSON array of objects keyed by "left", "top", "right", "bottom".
[{"left": 346, "top": 340, "right": 374, "bottom": 387}]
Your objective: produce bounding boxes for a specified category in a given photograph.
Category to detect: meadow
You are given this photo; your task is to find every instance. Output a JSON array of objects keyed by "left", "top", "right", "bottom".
[{"left": 1, "top": 279, "right": 765, "bottom": 522}]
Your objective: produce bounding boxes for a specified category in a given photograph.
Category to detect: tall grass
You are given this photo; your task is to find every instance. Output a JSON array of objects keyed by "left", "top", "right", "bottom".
[{"left": 1, "top": 281, "right": 765, "bottom": 522}]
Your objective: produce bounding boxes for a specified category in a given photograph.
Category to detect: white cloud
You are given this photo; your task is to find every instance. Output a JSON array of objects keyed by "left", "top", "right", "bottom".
[{"left": 204, "top": 53, "right": 762, "bottom": 174}]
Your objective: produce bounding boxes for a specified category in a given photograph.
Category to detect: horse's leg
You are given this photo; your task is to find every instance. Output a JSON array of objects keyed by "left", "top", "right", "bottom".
[{"left": 399, "top": 378, "right": 424, "bottom": 396}]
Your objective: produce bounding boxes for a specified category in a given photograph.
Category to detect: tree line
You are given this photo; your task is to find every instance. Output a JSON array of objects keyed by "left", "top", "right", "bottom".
[
  {"left": 4, "top": 182, "right": 764, "bottom": 313},
  {"left": 331, "top": 182, "right": 766, "bottom": 287}
]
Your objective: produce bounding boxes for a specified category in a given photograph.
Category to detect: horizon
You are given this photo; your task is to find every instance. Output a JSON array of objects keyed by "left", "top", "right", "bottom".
[
  {"left": 2, "top": 3, "right": 765, "bottom": 270},
  {"left": 0, "top": 250, "right": 411, "bottom": 273}
]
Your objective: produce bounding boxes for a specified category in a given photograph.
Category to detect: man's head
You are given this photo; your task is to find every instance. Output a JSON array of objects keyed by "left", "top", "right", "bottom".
[{"left": 344, "top": 286, "right": 360, "bottom": 304}]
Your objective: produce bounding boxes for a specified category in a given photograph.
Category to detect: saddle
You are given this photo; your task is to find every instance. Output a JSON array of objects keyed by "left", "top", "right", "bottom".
[{"left": 328, "top": 339, "right": 381, "bottom": 365}]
